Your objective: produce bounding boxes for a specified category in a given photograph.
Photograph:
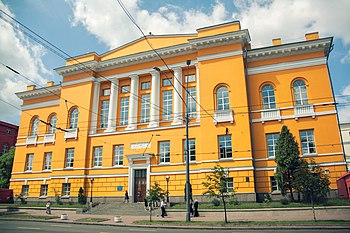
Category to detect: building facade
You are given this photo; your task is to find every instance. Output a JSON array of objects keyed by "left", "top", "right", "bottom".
[
  {"left": 340, "top": 123, "right": 350, "bottom": 170},
  {"left": 10, "top": 21, "right": 347, "bottom": 202},
  {"left": 0, "top": 121, "right": 18, "bottom": 156}
]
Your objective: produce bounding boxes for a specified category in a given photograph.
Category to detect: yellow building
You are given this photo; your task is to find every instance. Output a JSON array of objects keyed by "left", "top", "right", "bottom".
[{"left": 10, "top": 21, "right": 346, "bottom": 202}]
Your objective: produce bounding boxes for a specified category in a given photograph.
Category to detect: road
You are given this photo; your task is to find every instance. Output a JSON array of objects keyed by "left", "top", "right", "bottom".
[{"left": 0, "top": 220, "right": 349, "bottom": 233}]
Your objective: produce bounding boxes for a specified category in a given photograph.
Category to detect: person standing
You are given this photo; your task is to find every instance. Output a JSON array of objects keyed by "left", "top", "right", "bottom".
[
  {"left": 124, "top": 191, "right": 129, "bottom": 203},
  {"left": 160, "top": 199, "right": 167, "bottom": 218},
  {"left": 45, "top": 200, "right": 51, "bottom": 214},
  {"left": 194, "top": 199, "right": 199, "bottom": 217}
]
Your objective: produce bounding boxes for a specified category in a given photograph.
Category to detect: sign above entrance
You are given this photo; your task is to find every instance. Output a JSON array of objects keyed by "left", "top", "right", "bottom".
[{"left": 130, "top": 142, "right": 151, "bottom": 149}]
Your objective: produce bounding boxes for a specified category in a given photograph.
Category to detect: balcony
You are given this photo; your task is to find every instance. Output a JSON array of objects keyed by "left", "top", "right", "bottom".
[
  {"left": 294, "top": 105, "right": 315, "bottom": 119},
  {"left": 26, "top": 135, "right": 37, "bottom": 145},
  {"left": 64, "top": 128, "right": 78, "bottom": 140},
  {"left": 43, "top": 134, "right": 55, "bottom": 144},
  {"left": 261, "top": 108, "right": 281, "bottom": 123},
  {"left": 214, "top": 109, "right": 234, "bottom": 125}
]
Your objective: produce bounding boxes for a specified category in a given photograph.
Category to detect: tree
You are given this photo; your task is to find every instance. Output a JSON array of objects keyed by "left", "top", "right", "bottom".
[
  {"left": 148, "top": 182, "right": 165, "bottom": 204},
  {"left": 275, "top": 125, "right": 300, "bottom": 201},
  {"left": 202, "top": 165, "right": 234, "bottom": 223},
  {"left": 78, "top": 187, "right": 86, "bottom": 204},
  {"left": 0, "top": 147, "right": 15, "bottom": 188}
]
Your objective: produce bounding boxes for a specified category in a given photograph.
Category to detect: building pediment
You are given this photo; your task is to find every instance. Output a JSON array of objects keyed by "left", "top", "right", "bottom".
[{"left": 15, "top": 84, "right": 61, "bottom": 100}]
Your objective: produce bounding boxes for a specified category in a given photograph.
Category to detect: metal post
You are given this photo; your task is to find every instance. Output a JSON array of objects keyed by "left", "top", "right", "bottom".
[
  {"left": 185, "top": 59, "right": 191, "bottom": 222},
  {"left": 166, "top": 175, "right": 170, "bottom": 203},
  {"left": 90, "top": 178, "right": 94, "bottom": 203}
]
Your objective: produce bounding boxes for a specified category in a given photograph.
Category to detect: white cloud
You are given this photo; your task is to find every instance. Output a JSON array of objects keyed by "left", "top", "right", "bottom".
[
  {"left": 0, "top": 1, "right": 53, "bottom": 125},
  {"left": 341, "top": 49, "right": 350, "bottom": 64},
  {"left": 336, "top": 84, "right": 350, "bottom": 123},
  {"left": 68, "top": 0, "right": 228, "bottom": 49}
]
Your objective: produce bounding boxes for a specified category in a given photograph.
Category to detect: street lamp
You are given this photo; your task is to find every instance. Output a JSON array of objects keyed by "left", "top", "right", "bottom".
[
  {"left": 309, "top": 167, "right": 316, "bottom": 222},
  {"left": 153, "top": 61, "right": 192, "bottom": 222},
  {"left": 166, "top": 175, "right": 170, "bottom": 203},
  {"left": 90, "top": 178, "right": 94, "bottom": 203}
]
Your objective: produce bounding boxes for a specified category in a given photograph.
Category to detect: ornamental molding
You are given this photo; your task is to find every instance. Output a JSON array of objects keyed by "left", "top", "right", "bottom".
[
  {"left": 247, "top": 37, "right": 332, "bottom": 62},
  {"left": 247, "top": 57, "right": 327, "bottom": 75},
  {"left": 55, "top": 60, "right": 99, "bottom": 76},
  {"left": 61, "top": 76, "right": 95, "bottom": 87},
  {"left": 197, "top": 50, "right": 243, "bottom": 62},
  {"left": 15, "top": 85, "right": 61, "bottom": 100}
]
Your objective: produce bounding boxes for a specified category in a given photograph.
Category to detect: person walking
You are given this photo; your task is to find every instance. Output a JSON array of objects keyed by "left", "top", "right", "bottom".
[
  {"left": 45, "top": 200, "right": 51, "bottom": 214},
  {"left": 124, "top": 190, "right": 129, "bottom": 203},
  {"left": 190, "top": 199, "right": 194, "bottom": 216},
  {"left": 194, "top": 199, "right": 199, "bottom": 217},
  {"left": 160, "top": 198, "right": 167, "bottom": 218}
]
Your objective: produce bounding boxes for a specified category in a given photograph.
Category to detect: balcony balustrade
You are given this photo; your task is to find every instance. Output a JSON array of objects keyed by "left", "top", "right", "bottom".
[
  {"left": 214, "top": 109, "right": 234, "bottom": 124},
  {"left": 64, "top": 128, "right": 78, "bottom": 140},
  {"left": 26, "top": 135, "right": 37, "bottom": 145},
  {"left": 43, "top": 134, "right": 55, "bottom": 144}
]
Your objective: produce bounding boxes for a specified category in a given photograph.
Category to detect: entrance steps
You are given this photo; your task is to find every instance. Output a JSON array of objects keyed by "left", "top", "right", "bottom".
[{"left": 89, "top": 202, "right": 153, "bottom": 216}]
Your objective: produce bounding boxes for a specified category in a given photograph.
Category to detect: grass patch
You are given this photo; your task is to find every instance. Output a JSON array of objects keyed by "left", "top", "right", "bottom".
[
  {"left": 75, "top": 217, "right": 109, "bottom": 222},
  {"left": 134, "top": 219, "right": 350, "bottom": 226},
  {"left": 0, "top": 213, "right": 58, "bottom": 220},
  {"left": 169, "top": 199, "right": 350, "bottom": 209}
]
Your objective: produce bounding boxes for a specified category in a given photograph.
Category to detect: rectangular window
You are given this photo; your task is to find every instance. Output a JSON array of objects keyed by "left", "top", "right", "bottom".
[
  {"left": 270, "top": 176, "right": 278, "bottom": 192},
  {"left": 185, "top": 74, "right": 196, "bottom": 83},
  {"left": 218, "top": 135, "right": 232, "bottom": 159},
  {"left": 140, "top": 94, "right": 150, "bottom": 123},
  {"left": 162, "top": 78, "right": 172, "bottom": 87},
  {"left": 43, "top": 152, "right": 52, "bottom": 170},
  {"left": 120, "top": 97, "right": 129, "bottom": 126},
  {"left": 102, "top": 88, "right": 111, "bottom": 96},
  {"left": 141, "top": 81, "right": 151, "bottom": 90},
  {"left": 93, "top": 147, "right": 103, "bottom": 167},
  {"left": 186, "top": 87, "right": 196, "bottom": 118},
  {"left": 100, "top": 100, "right": 109, "bottom": 128},
  {"left": 113, "top": 145, "right": 124, "bottom": 166},
  {"left": 300, "top": 129, "right": 316, "bottom": 154},
  {"left": 226, "top": 177, "right": 234, "bottom": 192},
  {"left": 25, "top": 154, "right": 34, "bottom": 171},
  {"left": 121, "top": 85, "right": 130, "bottom": 93},
  {"left": 266, "top": 133, "right": 279, "bottom": 158},
  {"left": 62, "top": 183, "right": 71, "bottom": 196},
  {"left": 162, "top": 90, "right": 173, "bottom": 120},
  {"left": 65, "top": 148, "right": 75, "bottom": 168},
  {"left": 22, "top": 185, "right": 29, "bottom": 196},
  {"left": 40, "top": 184, "right": 48, "bottom": 196},
  {"left": 184, "top": 139, "right": 196, "bottom": 162},
  {"left": 159, "top": 141, "right": 170, "bottom": 163}
]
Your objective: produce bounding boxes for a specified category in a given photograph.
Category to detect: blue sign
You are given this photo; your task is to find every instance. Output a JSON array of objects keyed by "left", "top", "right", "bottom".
[{"left": 117, "top": 186, "right": 123, "bottom": 191}]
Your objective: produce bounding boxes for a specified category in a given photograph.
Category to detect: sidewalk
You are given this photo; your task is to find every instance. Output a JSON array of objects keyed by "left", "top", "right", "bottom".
[{"left": 1, "top": 206, "right": 350, "bottom": 230}]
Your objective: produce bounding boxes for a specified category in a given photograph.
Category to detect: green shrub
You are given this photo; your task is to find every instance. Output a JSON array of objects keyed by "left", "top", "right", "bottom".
[
  {"left": 211, "top": 198, "right": 220, "bottom": 206},
  {"left": 280, "top": 198, "right": 289, "bottom": 205}
]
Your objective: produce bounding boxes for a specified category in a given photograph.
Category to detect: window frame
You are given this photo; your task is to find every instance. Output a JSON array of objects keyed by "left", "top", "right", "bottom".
[
  {"left": 185, "top": 74, "right": 196, "bottom": 83},
  {"left": 65, "top": 148, "right": 75, "bottom": 168},
  {"left": 216, "top": 86, "right": 230, "bottom": 111},
  {"left": 1, "top": 143, "right": 9, "bottom": 155},
  {"left": 186, "top": 87, "right": 197, "bottom": 118},
  {"left": 25, "top": 153, "right": 34, "bottom": 171},
  {"left": 162, "top": 78, "right": 172, "bottom": 87},
  {"left": 141, "top": 81, "right": 151, "bottom": 90},
  {"left": 121, "top": 85, "right": 130, "bottom": 93},
  {"left": 261, "top": 84, "right": 276, "bottom": 109},
  {"left": 119, "top": 97, "right": 129, "bottom": 126},
  {"left": 30, "top": 117, "right": 39, "bottom": 136},
  {"left": 93, "top": 146, "right": 103, "bottom": 167},
  {"left": 270, "top": 176, "right": 279, "bottom": 192},
  {"left": 43, "top": 152, "right": 52, "bottom": 171},
  {"left": 159, "top": 141, "right": 170, "bottom": 164},
  {"left": 22, "top": 185, "right": 29, "bottom": 197},
  {"left": 266, "top": 133, "right": 280, "bottom": 158},
  {"left": 218, "top": 135, "right": 232, "bottom": 159},
  {"left": 162, "top": 90, "right": 173, "bottom": 121},
  {"left": 102, "top": 88, "right": 111, "bottom": 96},
  {"left": 62, "top": 183, "right": 71, "bottom": 196},
  {"left": 40, "top": 184, "right": 48, "bottom": 197},
  {"left": 225, "top": 177, "right": 234, "bottom": 192},
  {"left": 183, "top": 139, "right": 196, "bottom": 162},
  {"left": 69, "top": 108, "right": 79, "bottom": 129},
  {"left": 140, "top": 94, "right": 151, "bottom": 123},
  {"left": 48, "top": 114, "right": 57, "bottom": 134},
  {"left": 100, "top": 100, "right": 110, "bottom": 128},
  {"left": 293, "top": 80, "right": 309, "bottom": 106},
  {"left": 113, "top": 145, "right": 124, "bottom": 166},
  {"left": 300, "top": 129, "right": 316, "bottom": 155}
]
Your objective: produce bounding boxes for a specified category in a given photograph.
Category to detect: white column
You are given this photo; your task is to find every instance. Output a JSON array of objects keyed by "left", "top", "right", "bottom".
[
  {"left": 195, "top": 63, "right": 201, "bottom": 122},
  {"left": 89, "top": 78, "right": 100, "bottom": 134},
  {"left": 105, "top": 79, "right": 119, "bottom": 132},
  {"left": 172, "top": 66, "right": 183, "bottom": 125},
  {"left": 126, "top": 74, "right": 139, "bottom": 130},
  {"left": 148, "top": 70, "right": 160, "bottom": 128}
]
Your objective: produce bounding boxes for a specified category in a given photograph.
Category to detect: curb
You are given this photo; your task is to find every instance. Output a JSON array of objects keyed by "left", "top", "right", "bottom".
[{"left": 1, "top": 217, "right": 350, "bottom": 230}]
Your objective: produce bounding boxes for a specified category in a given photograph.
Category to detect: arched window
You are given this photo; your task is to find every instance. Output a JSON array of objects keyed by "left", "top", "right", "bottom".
[
  {"left": 216, "top": 86, "right": 230, "bottom": 111},
  {"left": 69, "top": 108, "right": 78, "bottom": 129},
  {"left": 30, "top": 117, "right": 39, "bottom": 136},
  {"left": 293, "top": 80, "right": 308, "bottom": 106},
  {"left": 48, "top": 114, "right": 57, "bottom": 134},
  {"left": 262, "top": 85, "right": 276, "bottom": 109}
]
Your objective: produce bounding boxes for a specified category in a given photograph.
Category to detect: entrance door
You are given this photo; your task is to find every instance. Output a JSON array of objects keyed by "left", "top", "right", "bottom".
[{"left": 134, "top": 169, "right": 146, "bottom": 202}]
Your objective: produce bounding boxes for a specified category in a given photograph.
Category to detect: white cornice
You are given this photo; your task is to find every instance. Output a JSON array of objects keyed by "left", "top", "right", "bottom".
[
  {"left": 61, "top": 76, "right": 95, "bottom": 87},
  {"left": 55, "top": 60, "right": 98, "bottom": 76},
  {"left": 247, "top": 37, "right": 332, "bottom": 62},
  {"left": 21, "top": 99, "right": 60, "bottom": 110},
  {"left": 197, "top": 50, "right": 243, "bottom": 61},
  {"left": 248, "top": 57, "right": 327, "bottom": 75},
  {"left": 15, "top": 85, "right": 61, "bottom": 100}
]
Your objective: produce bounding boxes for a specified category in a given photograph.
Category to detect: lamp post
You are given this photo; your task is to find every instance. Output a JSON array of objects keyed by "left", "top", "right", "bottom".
[
  {"left": 309, "top": 167, "right": 316, "bottom": 222},
  {"left": 90, "top": 178, "right": 94, "bottom": 203},
  {"left": 166, "top": 175, "right": 170, "bottom": 203},
  {"left": 153, "top": 61, "right": 192, "bottom": 222}
]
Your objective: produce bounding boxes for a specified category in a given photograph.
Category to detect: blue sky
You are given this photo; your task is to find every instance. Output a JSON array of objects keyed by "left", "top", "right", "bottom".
[{"left": 0, "top": 0, "right": 349, "bottom": 125}]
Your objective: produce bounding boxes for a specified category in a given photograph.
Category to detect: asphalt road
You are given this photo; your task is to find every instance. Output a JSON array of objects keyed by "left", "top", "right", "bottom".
[{"left": 0, "top": 220, "right": 349, "bottom": 233}]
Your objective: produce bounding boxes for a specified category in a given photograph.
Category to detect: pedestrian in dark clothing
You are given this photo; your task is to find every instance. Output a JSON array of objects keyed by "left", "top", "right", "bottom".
[
  {"left": 46, "top": 200, "right": 51, "bottom": 214},
  {"left": 160, "top": 199, "right": 167, "bottom": 217},
  {"left": 124, "top": 191, "right": 129, "bottom": 203},
  {"left": 144, "top": 198, "right": 148, "bottom": 210},
  {"left": 194, "top": 199, "right": 199, "bottom": 217},
  {"left": 190, "top": 200, "right": 193, "bottom": 216},
  {"left": 137, "top": 191, "right": 141, "bottom": 202}
]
